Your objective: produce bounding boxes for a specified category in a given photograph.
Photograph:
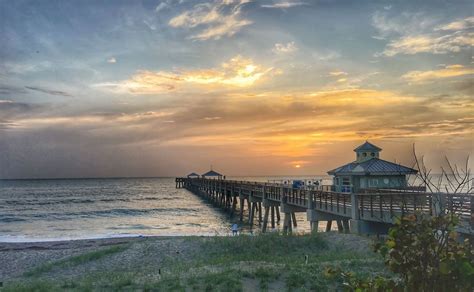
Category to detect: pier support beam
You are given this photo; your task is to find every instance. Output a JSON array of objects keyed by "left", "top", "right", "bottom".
[
  {"left": 231, "top": 196, "right": 237, "bottom": 217},
  {"left": 262, "top": 206, "right": 270, "bottom": 233},
  {"left": 249, "top": 202, "right": 256, "bottom": 227},
  {"left": 262, "top": 198, "right": 279, "bottom": 233},
  {"left": 291, "top": 212, "right": 297, "bottom": 228},
  {"left": 271, "top": 207, "right": 275, "bottom": 229},
  {"left": 283, "top": 212, "right": 292, "bottom": 234},
  {"left": 239, "top": 196, "right": 244, "bottom": 222},
  {"left": 310, "top": 221, "right": 319, "bottom": 233},
  {"left": 325, "top": 220, "right": 332, "bottom": 232},
  {"left": 336, "top": 220, "right": 344, "bottom": 233},
  {"left": 342, "top": 219, "right": 350, "bottom": 233}
]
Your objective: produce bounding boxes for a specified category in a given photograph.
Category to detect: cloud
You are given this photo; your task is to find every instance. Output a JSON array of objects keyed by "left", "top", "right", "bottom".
[
  {"left": 435, "top": 16, "right": 474, "bottom": 31},
  {"left": 155, "top": 2, "right": 170, "bottom": 13},
  {"left": 203, "top": 116, "right": 222, "bottom": 121},
  {"left": 373, "top": 14, "right": 474, "bottom": 56},
  {"left": 312, "top": 50, "right": 340, "bottom": 61},
  {"left": 168, "top": 1, "right": 252, "bottom": 40},
  {"left": 329, "top": 71, "right": 348, "bottom": 77},
  {"left": 371, "top": 11, "right": 434, "bottom": 39},
  {"left": 0, "top": 85, "right": 28, "bottom": 95},
  {"left": 381, "top": 32, "right": 474, "bottom": 56},
  {"left": 107, "top": 57, "right": 117, "bottom": 63},
  {"left": 272, "top": 41, "right": 298, "bottom": 54},
  {"left": 25, "top": 86, "right": 72, "bottom": 97},
  {"left": 1, "top": 61, "right": 52, "bottom": 74},
  {"left": 94, "top": 55, "right": 273, "bottom": 94},
  {"left": 261, "top": 1, "right": 306, "bottom": 9},
  {"left": 3, "top": 87, "right": 473, "bottom": 177},
  {"left": 402, "top": 64, "right": 474, "bottom": 83}
]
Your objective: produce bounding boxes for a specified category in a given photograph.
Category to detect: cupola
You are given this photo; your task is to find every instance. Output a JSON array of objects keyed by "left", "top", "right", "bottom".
[{"left": 354, "top": 141, "right": 382, "bottom": 162}]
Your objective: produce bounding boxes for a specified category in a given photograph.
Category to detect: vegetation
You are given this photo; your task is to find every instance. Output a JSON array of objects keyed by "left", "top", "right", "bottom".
[
  {"left": 327, "top": 149, "right": 474, "bottom": 292},
  {"left": 4, "top": 233, "right": 388, "bottom": 291},
  {"left": 381, "top": 214, "right": 473, "bottom": 291},
  {"left": 23, "top": 244, "right": 129, "bottom": 277},
  {"left": 327, "top": 214, "right": 473, "bottom": 292}
]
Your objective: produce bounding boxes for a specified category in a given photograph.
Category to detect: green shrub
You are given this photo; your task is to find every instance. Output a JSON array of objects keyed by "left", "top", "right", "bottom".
[{"left": 377, "top": 213, "right": 474, "bottom": 291}]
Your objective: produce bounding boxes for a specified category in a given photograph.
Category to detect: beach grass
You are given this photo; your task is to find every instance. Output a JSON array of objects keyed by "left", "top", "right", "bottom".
[
  {"left": 23, "top": 244, "right": 129, "bottom": 278},
  {"left": 4, "top": 233, "right": 391, "bottom": 291}
]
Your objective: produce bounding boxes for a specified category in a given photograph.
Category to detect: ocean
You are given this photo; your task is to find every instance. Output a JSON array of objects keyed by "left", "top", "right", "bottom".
[{"left": 0, "top": 176, "right": 332, "bottom": 242}]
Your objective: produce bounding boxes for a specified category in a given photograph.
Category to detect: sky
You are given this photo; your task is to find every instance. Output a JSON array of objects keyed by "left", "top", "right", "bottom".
[{"left": 0, "top": 0, "right": 473, "bottom": 179}]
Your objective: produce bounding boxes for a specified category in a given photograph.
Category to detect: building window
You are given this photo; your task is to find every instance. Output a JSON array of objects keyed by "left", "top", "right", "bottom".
[
  {"left": 371, "top": 152, "right": 375, "bottom": 157},
  {"left": 342, "top": 177, "right": 351, "bottom": 186},
  {"left": 383, "top": 178, "right": 389, "bottom": 185},
  {"left": 363, "top": 153, "right": 367, "bottom": 157},
  {"left": 370, "top": 179, "right": 378, "bottom": 187}
]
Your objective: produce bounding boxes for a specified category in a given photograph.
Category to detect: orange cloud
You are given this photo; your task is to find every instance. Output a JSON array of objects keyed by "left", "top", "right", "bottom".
[
  {"left": 402, "top": 64, "right": 474, "bottom": 83},
  {"left": 94, "top": 56, "right": 272, "bottom": 94}
]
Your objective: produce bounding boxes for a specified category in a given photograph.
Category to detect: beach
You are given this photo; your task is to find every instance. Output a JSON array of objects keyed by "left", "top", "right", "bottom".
[{"left": 0, "top": 233, "right": 387, "bottom": 291}]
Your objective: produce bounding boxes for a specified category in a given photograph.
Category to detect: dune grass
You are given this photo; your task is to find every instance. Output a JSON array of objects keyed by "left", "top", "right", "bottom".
[
  {"left": 23, "top": 244, "right": 129, "bottom": 278},
  {"left": 5, "top": 233, "right": 390, "bottom": 291}
]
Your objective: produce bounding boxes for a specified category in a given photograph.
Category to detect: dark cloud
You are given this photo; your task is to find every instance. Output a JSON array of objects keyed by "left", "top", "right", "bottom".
[
  {"left": 0, "top": 85, "right": 28, "bottom": 95},
  {"left": 25, "top": 86, "right": 72, "bottom": 97}
]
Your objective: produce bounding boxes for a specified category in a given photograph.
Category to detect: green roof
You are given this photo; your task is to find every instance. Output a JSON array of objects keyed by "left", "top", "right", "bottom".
[
  {"left": 328, "top": 158, "right": 417, "bottom": 176},
  {"left": 353, "top": 141, "right": 382, "bottom": 152},
  {"left": 202, "top": 170, "right": 223, "bottom": 177}
]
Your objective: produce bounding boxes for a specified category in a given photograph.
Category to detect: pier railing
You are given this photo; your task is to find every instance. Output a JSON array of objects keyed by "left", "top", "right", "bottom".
[{"left": 176, "top": 177, "right": 472, "bottom": 233}]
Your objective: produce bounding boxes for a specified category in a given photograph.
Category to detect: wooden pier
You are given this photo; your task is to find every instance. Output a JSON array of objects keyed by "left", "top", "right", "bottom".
[{"left": 176, "top": 177, "right": 473, "bottom": 235}]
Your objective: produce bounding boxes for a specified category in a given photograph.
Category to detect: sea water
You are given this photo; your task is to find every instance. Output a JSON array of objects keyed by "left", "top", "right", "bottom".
[{"left": 0, "top": 176, "right": 331, "bottom": 242}]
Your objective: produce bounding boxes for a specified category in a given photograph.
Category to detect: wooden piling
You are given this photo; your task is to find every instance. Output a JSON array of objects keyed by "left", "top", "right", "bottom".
[
  {"left": 325, "top": 220, "right": 332, "bottom": 232},
  {"left": 231, "top": 196, "right": 237, "bottom": 217},
  {"left": 271, "top": 206, "right": 275, "bottom": 229},
  {"left": 291, "top": 212, "right": 297, "bottom": 228},
  {"left": 262, "top": 206, "right": 270, "bottom": 232},
  {"left": 342, "top": 219, "right": 350, "bottom": 233},
  {"left": 239, "top": 197, "right": 244, "bottom": 222},
  {"left": 283, "top": 213, "right": 291, "bottom": 233},
  {"left": 311, "top": 221, "right": 319, "bottom": 233},
  {"left": 249, "top": 202, "right": 256, "bottom": 227},
  {"left": 336, "top": 220, "right": 344, "bottom": 232}
]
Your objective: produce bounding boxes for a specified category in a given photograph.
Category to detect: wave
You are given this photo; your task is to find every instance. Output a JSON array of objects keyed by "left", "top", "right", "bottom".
[
  {"left": 25, "top": 207, "right": 199, "bottom": 220},
  {"left": 98, "top": 198, "right": 131, "bottom": 202},
  {"left": 107, "top": 224, "right": 170, "bottom": 230},
  {"left": 134, "top": 197, "right": 179, "bottom": 201},
  {"left": 0, "top": 217, "right": 27, "bottom": 223},
  {"left": 3, "top": 198, "right": 96, "bottom": 206}
]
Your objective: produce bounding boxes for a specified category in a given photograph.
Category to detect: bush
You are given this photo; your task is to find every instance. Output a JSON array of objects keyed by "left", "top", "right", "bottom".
[{"left": 376, "top": 213, "right": 474, "bottom": 291}]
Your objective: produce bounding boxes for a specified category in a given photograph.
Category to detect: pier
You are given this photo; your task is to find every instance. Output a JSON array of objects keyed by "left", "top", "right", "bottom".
[{"left": 176, "top": 177, "right": 473, "bottom": 236}]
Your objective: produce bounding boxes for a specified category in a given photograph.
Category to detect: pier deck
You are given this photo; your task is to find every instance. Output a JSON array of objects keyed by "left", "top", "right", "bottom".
[{"left": 176, "top": 177, "right": 473, "bottom": 235}]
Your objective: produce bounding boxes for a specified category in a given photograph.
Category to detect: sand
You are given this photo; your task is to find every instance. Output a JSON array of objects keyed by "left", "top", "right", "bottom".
[{"left": 0, "top": 236, "right": 200, "bottom": 282}]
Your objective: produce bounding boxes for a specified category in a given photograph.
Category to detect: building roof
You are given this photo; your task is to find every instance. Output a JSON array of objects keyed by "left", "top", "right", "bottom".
[
  {"left": 187, "top": 172, "right": 200, "bottom": 177},
  {"left": 202, "top": 170, "right": 223, "bottom": 177},
  {"left": 327, "top": 158, "right": 417, "bottom": 176},
  {"left": 353, "top": 141, "right": 382, "bottom": 152}
]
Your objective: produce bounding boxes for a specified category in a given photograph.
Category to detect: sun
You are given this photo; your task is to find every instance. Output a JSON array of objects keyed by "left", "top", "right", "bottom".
[{"left": 295, "top": 164, "right": 301, "bottom": 168}]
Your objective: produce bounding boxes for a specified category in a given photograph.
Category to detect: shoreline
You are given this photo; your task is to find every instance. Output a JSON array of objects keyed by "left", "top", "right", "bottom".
[{"left": 0, "top": 233, "right": 223, "bottom": 245}]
